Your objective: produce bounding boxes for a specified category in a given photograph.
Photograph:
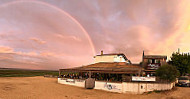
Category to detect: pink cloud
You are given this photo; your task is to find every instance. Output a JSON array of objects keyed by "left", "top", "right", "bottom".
[
  {"left": 0, "top": 0, "right": 190, "bottom": 69},
  {"left": 0, "top": 46, "right": 14, "bottom": 53},
  {"left": 30, "top": 37, "right": 46, "bottom": 44}
]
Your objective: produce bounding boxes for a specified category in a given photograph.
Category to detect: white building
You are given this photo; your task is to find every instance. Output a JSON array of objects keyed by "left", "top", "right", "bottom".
[{"left": 94, "top": 51, "right": 131, "bottom": 64}]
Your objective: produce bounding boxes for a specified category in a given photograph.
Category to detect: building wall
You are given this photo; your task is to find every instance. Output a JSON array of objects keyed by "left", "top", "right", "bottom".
[
  {"left": 94, "top": 81, "right": 123, "bottom": 93},
  {"left": 58, "top": 78, "right": 175, "bottom": 94},
  {"left": 122, "top": 82, "right": 139, "bottom": 93},
  {"left": 143, "top": 58, "right": 167, "bottom": 65},
  {"left": 113, "top": 55, "right": 126, "bottom": 63},
  {"left": 122, "top": 82, "right": 175, "bottom": 94},
  {"left": 160, "top": 58, "right": 167, "bottom": 66},
  {"left": 143, "top": 58, "right": 167, "bottom": 69},
  {"left": 94, "top": 55, "right": 126, "bottom": 63}
]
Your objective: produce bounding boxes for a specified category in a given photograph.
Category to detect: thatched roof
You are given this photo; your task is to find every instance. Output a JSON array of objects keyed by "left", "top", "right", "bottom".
[{"left": 60, "top": 62, "right": 143, "bottom": 74}]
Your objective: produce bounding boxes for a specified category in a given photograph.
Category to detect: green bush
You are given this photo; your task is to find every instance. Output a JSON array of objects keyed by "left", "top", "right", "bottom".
[
  {"left": 168, "top": 52, "right": 190, "bottom": 76},
  {"left": 156, "top": 64, "right": 180, "bottom": 82}
]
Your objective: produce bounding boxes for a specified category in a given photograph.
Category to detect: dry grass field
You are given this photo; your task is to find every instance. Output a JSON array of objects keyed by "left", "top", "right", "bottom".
[{"left": 0, "top": 76, "right": 189, "bottom": 99}]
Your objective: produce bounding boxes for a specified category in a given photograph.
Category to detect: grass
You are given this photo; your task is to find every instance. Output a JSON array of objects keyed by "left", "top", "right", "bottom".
[
  {"left": 145, "top": 88, "right": 178, "bottom": 95},
  {"left": 154, "top": 90, "right": 162, "bottom": 93},
  {"left": 146, "top": 91, "right": 152, "bottom": 94},
  {"left": 0, "top": 69, "right": 59, "bottom": 77}
]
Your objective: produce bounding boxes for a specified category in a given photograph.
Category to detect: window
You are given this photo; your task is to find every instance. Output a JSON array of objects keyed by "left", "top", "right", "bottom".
[
  {"left": 155, "top": 59, "right": 160, "bottom": 63},
  {"left": 152, "top": 59, "right": 155, "bottom": 64},
  {"left": 148, "top": 59, "right": 152, "bottom": 63}
]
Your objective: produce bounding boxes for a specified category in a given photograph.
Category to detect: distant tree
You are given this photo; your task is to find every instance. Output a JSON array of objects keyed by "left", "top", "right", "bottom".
[
  {"left": 156, "top": 64, "right": 180, "bottom": 82},
  {"left": 168, "top": 52, "right": 190, "bottom": 76}
]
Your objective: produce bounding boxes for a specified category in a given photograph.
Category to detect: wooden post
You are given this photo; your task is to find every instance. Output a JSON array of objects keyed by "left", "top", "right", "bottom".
[
  {"left": 95, "top": 73, "right": 97, "bottom": 80},
  {"left": 79, "top": 72, "right": 82, "bottom": 77},
  {"left": 59, "top": 70, "right": 61, "bottom": 77},
  {"left": 138, "top": 70, "right": 141, "bottom": 77},
  {"left": 117, "top": 74, "right": 119, "bottom": 81},
  {"left": 108, "top": 73, "right": 110, "bottom": 81},
  {"left": 88, "top": 71, "right": 92, "bottom": 78}
]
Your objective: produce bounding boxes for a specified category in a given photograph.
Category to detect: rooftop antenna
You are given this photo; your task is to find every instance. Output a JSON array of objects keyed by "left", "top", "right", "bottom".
[{"left": 178, "top": 48, "right": 180, "bottom": 54}]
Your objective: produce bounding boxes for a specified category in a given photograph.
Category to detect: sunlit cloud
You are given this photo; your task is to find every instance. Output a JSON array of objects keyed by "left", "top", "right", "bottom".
[
  {"left": 0, "top": 46, "right": 13, "bottom": 53},
  {"left": 0, "top": 0, "right": 190, "bottom": 69},
  {"left": 30, "top": 37, "right": 46, "bottom": 44}
]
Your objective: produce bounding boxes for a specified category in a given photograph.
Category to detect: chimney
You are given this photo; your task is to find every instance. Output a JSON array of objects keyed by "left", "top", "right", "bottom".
[
  {"left": 142, "top": 50, "right": 145, "bottom": 67},
  {"left": 101, "top": 50, "right": 103, "bottom": 55},
  {"left": 142, "top": 50, "right": 144, "bottom": 61},
  {"left": 143, "top": 50, "right": 144, "bottom": 57}
]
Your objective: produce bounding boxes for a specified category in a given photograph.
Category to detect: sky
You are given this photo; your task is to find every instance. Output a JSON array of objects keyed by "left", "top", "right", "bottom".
[{"left": 0, "top": 0, "right": 190, "bottom": 70}]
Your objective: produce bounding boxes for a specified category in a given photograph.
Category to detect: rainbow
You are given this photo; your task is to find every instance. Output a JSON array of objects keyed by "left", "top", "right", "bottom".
[{"left": 0, "top": 0, "right": 96, "bottom": 55}]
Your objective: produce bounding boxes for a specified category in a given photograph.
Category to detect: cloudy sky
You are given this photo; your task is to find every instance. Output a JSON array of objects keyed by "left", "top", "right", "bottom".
[{"left": 0, "top": 0, "right": 190, "bottom": 70}]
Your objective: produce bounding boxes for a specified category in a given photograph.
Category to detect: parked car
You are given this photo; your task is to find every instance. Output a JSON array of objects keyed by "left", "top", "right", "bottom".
[{"left": 177, "top": 76, "right": 190, "bottom": 87}]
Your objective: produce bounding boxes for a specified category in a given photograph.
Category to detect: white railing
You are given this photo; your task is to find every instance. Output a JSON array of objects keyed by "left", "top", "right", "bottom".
[{"left": 132, "top": 76, "right": 156, "bottom": 81}]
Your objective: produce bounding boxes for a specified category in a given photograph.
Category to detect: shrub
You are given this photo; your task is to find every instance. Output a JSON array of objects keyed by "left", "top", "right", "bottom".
[{"left": 156, "top": 64, "right": 180, "bottom": 82}]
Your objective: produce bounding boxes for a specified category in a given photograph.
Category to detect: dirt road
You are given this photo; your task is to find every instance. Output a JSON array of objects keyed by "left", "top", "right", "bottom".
[{"left": 0, "top": 77, "right": 189, "bottom": 99}]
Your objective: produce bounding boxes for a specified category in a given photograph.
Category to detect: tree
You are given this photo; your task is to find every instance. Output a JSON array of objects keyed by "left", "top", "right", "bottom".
[
  {"left": 156, "top": 64, "right": 180, "bottom": 82},
  {"left": 168, "top": 52, "right": 190, "bottom": 75}
]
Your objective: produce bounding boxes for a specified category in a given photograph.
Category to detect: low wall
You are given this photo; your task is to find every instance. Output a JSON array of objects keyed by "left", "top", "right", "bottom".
[
  {"left": 122, "top": 82, "right": 175, "bottom": 94},
  {"left": 58, "top": 78, "right": 85, "bottom": 87},
  {"left": 58, "top": 78, "right": 175, "bottom": 94},
  {"left": 94, "top": 81, "right": 123, "bottom": 93}
]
